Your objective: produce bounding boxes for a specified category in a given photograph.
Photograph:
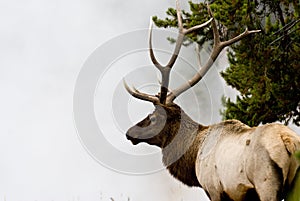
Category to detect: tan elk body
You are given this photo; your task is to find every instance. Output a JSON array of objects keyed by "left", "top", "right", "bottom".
[{"left": 124, "top": 1, "right": 300, "bottom": 200}]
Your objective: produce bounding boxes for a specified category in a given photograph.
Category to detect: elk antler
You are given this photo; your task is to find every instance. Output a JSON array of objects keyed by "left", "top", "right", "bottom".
[
  {"left": 124, "top": 0, "right": 260, "bottom": 105},
  {"left": 166, "top": 6, "right": 261, "bottom": 103}
]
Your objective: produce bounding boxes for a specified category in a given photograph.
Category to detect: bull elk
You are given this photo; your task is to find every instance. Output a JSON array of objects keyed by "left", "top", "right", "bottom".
[{"left": 124, "top": 1, "right": 300, "bottom": 200}]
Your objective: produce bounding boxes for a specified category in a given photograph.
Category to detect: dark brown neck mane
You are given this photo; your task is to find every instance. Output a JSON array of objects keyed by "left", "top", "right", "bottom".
[{"left": 161, "top": 111, "right": 208, "bottom": 187}]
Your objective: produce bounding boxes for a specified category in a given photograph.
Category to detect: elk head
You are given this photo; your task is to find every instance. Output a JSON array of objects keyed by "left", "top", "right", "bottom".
[
  {"left": 126, "top": 104, "right": 183, "bottom": 147},
  {"left": 124, "top": 0, "right": 260, "bottom": 148}
]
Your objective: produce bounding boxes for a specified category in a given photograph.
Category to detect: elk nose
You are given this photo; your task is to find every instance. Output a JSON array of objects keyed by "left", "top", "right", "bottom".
[
  {"left": 126, "top": 132, "right": 133, "bottom": 140},
  {"left": 126, "top": 131, "right": 139, "bottom": 145}
]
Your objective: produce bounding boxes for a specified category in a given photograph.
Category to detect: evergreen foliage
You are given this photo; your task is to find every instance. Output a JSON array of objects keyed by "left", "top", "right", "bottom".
[{"left": 153, "top": 0, "right": 300, "bottom": 126}]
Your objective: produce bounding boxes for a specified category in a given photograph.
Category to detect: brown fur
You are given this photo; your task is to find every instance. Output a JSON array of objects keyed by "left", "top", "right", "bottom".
[{"left": 163, "top": 122, "right": 208, "bottom": 187}]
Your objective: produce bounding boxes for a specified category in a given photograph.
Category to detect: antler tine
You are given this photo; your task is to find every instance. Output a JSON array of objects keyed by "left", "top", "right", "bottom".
[
  {"left": 184, "top": 18, "right": 213, "bottom": 35},
  {"left": 196, "top": 44, "right": 203, "bottom": 68},
  {"left": 207, "top": 4, "right": 221, "bottom": 46},
  {"left": 165, "top": 1, "right": 214, "bottom": 68},
  {"left": 163, "top": 0, "right": 185, "bottom": 69},
  {"left": 221, "top": 28, "right": 261, "bottom": 47},
  {"left": 148, "top": 0, "right": 186, "bottom": 72},
  {"left": 123, "top": 79, "right": 159, "bottom": 103},
  {"left": 149, "top": 18, "right": 164, "bottom": 72},
  {"left": 176, "top": 0, "right": 184, "bottom": 31},
  {"left": 153, "top": 0, "right": 212, "bottom": 71},
  {"left": 166, "top": 5, "right": 261, "bottom": 104}
]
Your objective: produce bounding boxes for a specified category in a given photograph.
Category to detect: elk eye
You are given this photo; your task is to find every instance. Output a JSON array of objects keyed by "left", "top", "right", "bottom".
[{"left": 149, "top": 115, "right": 157, "bottom": 123}]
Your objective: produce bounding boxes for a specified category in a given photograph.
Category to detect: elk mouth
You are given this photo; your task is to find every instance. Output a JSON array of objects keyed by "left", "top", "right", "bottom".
[{"left": 126, "top": 133, "right": 140, "bottom": 145}]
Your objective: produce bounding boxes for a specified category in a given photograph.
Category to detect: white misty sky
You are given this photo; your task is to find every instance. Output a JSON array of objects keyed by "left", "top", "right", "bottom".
[{"left": 1, "top": 0, "right": 299, "bottom": 201}]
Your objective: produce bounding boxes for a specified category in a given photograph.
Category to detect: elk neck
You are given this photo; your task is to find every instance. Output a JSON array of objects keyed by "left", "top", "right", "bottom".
[{"left": 161, "top": 108, "right": 208, "bottom": 187}]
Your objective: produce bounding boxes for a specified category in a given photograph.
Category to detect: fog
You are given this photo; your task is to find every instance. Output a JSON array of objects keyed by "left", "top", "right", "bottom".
[{"left": 1, "top": 0, "right": 299, "bottom": 201}]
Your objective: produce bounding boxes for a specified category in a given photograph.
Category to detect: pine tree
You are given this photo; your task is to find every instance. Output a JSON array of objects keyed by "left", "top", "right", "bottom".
[{"left": 153, "top": 0, "right": 300, "bottom": 126}]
